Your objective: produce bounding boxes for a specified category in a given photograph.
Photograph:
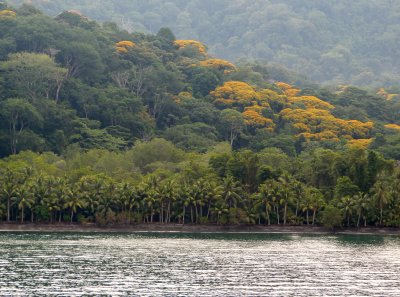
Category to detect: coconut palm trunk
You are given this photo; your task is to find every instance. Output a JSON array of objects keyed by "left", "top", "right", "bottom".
[{"left": 265, "top": 204, "right": 270, "bottom": 225}]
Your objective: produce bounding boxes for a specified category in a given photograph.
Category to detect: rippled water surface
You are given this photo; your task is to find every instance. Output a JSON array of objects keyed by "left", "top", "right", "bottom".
[{"left": 0, "top": 232, "right": 400, "bottom": 296}]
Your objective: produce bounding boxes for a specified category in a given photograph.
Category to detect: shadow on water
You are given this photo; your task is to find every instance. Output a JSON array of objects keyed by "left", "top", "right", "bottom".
[
  {"left": 0, "top": 231, "right": 295, "bottom": 242},
  {"left": 1, "top": 231, "right": 400, "bottom": 244},
  {"left": 333, "top": 234, "right": 400, "bottom": 246},
  {"left": 133, "top": 232, "right": 295, "bottom": 241}
]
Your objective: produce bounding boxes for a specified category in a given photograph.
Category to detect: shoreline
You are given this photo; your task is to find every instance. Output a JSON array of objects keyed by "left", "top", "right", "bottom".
[{"left": 0, "top": 223, "right": 399, "bottom": 236}]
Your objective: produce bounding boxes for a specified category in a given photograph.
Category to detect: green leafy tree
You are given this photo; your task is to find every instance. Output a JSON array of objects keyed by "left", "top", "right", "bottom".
[
  {"left": 219, "top": 109, "right": 245, "bottom": 147},
  {"left": 0, "top": 98, "right": 43, "bottom": 154}
]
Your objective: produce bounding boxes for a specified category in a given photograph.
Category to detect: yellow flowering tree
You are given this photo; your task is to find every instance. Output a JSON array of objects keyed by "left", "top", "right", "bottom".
[
  {"left": 174, "top": 40, "right": 207, "bottom": 55},
  {"left": 199, "top": 59, "right": 237, "bottom": 73},
  {"left": 211, "top": 81, "right": 275, "bottom": 131},
  {"left": 384, "top": 124, "right": 400, "bottom": 132},
  {"left": 211, "top": 81, "right": 260, "bottom": 109},
  {"left": 115, "top": 40, "right": 135, "bottom": 54},
  {"left": 0, "top": 10, "right": 16, "bottom": 19}
]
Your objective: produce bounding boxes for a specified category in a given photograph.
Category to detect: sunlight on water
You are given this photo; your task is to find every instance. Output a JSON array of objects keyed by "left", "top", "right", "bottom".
[{"left": 0, "top": 232, "right": 399, "bottom": 296}]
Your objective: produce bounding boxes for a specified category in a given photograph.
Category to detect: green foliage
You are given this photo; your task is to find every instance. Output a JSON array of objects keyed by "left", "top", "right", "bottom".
[
  {"left": 0, "top": 4, "right": 398, "bottom": 229},
  {"left": 9, "top": 0, "right": 400, "bottom": 86},
  {"left": 321, "top": 206, "right": 343, "bottom": 229}
]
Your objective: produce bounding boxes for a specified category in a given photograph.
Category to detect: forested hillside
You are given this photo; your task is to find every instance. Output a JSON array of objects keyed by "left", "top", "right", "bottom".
[
  {"left": 0, "top": 4, "right": 399, "bottom": 227},
  {"left": 7, "top": 0, "right": 400, "bottom": 86}
]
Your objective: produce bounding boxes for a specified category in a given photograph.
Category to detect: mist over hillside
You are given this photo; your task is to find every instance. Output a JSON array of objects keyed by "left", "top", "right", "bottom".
[{"left": 7, "top": 0, "right": 400, "bottom": 87}]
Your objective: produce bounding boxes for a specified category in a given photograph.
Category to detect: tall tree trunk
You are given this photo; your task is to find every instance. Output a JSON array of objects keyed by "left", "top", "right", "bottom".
[
  {"left": 21, "top": 208, "right": 24, "bottom": 223},
  {"left": 207, "top": 201, "right": 211, "bottom": 219},
  {"left": 306, "top": 210, "right": 309, "bottom": 225},
  {"left": 55, "top": 84, "right": 62, "bottom": 104},
  {"left": 265, "top": 204, "right": 270, "bottom": 226},
  {"left": 312, "top": 209, "right": 316, "bottom": 225},
  {"left": 7, "top": 198, "right": 10, "bottom": 222},
  {"left": 182, "top": 206, "right": 185, "bottom": 225},
  {"left": 357, "top": 213, "right": 361, "bottom": 228},
  {"left": 284, "top": 203, "right": 287, "bottom": 225},
  {"left": 230, "top": 128, "right": 234, "bottom": 147},
  {"left": 71, "top": 210, "right": 74, "bottom": 223},
  {"left": 168, "top": 201, "right": 171, "bottom": 223},
  {"left": 276, "top": 206, "right": 280, "bottom": 225}
]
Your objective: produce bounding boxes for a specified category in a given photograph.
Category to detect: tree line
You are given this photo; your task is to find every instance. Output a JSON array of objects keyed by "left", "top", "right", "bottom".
[{"left": 1, "top": 143, "right": 399, "bottom": 227}]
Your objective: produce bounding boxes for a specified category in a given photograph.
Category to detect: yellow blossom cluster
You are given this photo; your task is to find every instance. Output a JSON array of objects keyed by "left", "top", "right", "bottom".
[
  {"left": 0, "top": 10, "right": 16, "bottom": 19},
  {"left": 174, "top": 40, "right": 207, "bottom": 55},
  {"left": 280, "top": 108, "right": 374, "bottom": 141},
  {"left": 199, "top": 59, "right": 237, "bottom": 73},
  {"left": 377, "top": 88, "right": 400, "bottom": 101},
  {"left": 287, "top": 96, "right": 334, "bottom": 110},
  {"left": 275, "top": 82, "right": 293, "bottom": 91},
  {"left": 211, "top": 81, "right": 261, "bottom": 109},
  {"left": 211, "top": 81, "right": 275, "bottom": 130},
  {"left": 115, "top": 40, "right": 135, "bottom": 54},
  {"left": 243, "top": 108, "right": 274, "bottom": 131},
  {"left": 173, "top": 92, "right": 193, "bottom": 104},
  {"left": 347, "top": 138, "right": 374, "bottom": 149},
  {"left": 273, "top": 81, "right": 374, "bottom": 141},
  {"left": 384, "top": 123, "right": 400, "bottom": 131}
]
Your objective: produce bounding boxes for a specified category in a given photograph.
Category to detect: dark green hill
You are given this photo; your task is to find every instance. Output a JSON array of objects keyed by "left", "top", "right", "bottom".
[{"left": 7, "top": 0, "right": 400, "bottom": 86}]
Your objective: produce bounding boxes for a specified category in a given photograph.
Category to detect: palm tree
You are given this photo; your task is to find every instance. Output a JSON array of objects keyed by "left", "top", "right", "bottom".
[
  {"left": 216, "top": 176, "right": 242, "bottom": 209},
  {"left": 65, "top": 187, "right": 85, "bottom": 223},
  {"left": 141, "top": 176, "right": 161, "bottom": 223},
  {"left": 177, "top": 184, "right": 193, "bottom": 225},
  {"left": 300, "top": 196, "right": 312, "bottom": 225},
  {"left": 119, "top": 183, "right": 139, "bottom": 224},
  {"left": 156, "top": 180, "right": 177, "bottom": 223},
  {"left": 291, "top": 180, "right": 304, "bottom": 218},
  {"left": 353, "top": 192, "right": 370, "bottom": 227},
  {"left": 278, "top": 175, "right": 294, "bottom": 225},
  {"left": 96, "top": 180, "right": 118, "bottom": 224},
  {"left": 308, "top": 188, "right": 325, "bottom": 225},
  {"left": 15, "top": 183, "right": 34, "bottom": 223},
  {"left": 43, "top": 177, "right": 64, "bottom": 223},
  {"left": 372, "top": 178, "right": 390, "bottom": 226},
  {"left": 0, "top": 169, "right": 20, "bottom": 222},
  {"left": 338, "top": 196, "right": 355, "bottom": 227},
  {"left": 203, "top": 181, "right": 220, "bottom": 220},
  {"left": 265, "top": 180, "right": 281, "bottom": 224},
  {"left": 211, "top": 205, "right": 229, "bottom": 225},
  {"left": 31, "top": 175, "right": 51, "bottom": 223},
  {"left": 257, "top": 183, "right": 273, "bottom": 225},
  {"left": 80, "top": 176, "right": 102, "bottom": 217}
]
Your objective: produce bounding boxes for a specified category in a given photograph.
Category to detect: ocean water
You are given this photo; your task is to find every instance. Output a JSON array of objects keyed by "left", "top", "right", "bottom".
[{"left": 0, "top": 232, "right": 399, "bottom": 296}]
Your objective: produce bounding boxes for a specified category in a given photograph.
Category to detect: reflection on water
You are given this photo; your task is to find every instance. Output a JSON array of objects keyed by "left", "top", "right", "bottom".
[{"left": 0, "top": 232, "right": 399, "bottom": 296}]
